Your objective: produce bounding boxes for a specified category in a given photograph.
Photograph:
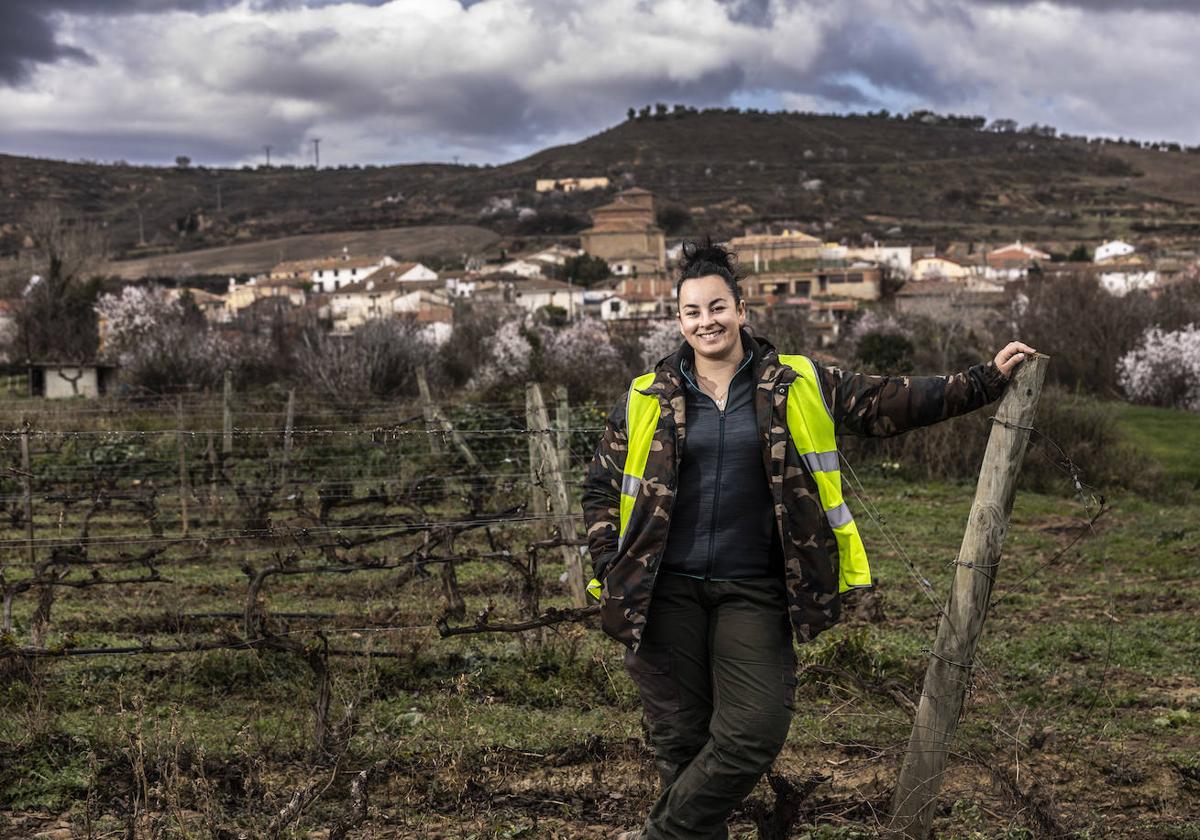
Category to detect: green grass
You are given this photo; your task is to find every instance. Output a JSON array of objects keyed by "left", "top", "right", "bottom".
[
  {"left": 1111, "top": 401, "right": 1200, "bottom": 488},
  {"left": 1, "top": 398, "right": 1198, "bottom": 837}
]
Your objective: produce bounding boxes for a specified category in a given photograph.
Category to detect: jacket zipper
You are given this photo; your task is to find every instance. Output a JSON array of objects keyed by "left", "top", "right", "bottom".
[
  {"left": 705, "top": 408, "right": 726, "bottom": 580},
  {"left": 684, "top": 350, "right": 752, "bottom": 581}
]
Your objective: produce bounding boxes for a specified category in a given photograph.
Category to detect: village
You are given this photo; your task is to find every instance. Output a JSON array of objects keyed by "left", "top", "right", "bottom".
[{"left": 9, "top": 181, "right": 1194, "bottom": 400}]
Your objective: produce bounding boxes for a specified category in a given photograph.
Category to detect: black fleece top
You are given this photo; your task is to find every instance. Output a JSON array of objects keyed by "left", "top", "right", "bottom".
[{"left": 659, "top": 338, "right": 783, "bottom": 580}]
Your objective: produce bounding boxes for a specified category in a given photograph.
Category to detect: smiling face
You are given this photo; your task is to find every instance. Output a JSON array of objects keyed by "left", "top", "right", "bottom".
[{"left": 677, "top": 274, "right": 747, "bottom": 363}]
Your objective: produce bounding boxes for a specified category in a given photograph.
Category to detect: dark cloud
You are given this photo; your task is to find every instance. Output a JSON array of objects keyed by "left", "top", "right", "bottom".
[
  {"left": 0, "top": 3, "right": 93, "bottom": 84},
  {"left": 0, "top": 1, "right": 233, "bottom": 83},
  {"left": 2, "top": 0, "right": 1198, "bottom": 167},
  {"left": 770, "top": 18, "right": 970, "bottom": 108},
  {"left": 0, "top": 0, "right": 390, "bottom": 84}
]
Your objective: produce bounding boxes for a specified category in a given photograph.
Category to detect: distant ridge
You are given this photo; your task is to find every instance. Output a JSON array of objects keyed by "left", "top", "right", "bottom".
[{"left": 3, "top": 111, "right": 1200, "bottom": 263}]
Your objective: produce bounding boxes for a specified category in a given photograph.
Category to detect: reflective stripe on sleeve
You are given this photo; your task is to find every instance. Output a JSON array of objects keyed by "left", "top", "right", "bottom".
[
  {"left": 801, "top": 450, "right": 840, "bottom": 473},
  {"left": 825, "top": 502, "right": 854, "bottom": 529},
  {"left": 621, "top": 473, "right": 641, "bottom": 498}
]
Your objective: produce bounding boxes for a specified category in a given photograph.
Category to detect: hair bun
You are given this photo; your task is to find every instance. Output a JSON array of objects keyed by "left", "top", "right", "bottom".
[
  {"left": 675, "top": 235, "right": 743, "bottom": 304},
  {"left": 680, "top": 236, "right": 739, "bottom": 277}
]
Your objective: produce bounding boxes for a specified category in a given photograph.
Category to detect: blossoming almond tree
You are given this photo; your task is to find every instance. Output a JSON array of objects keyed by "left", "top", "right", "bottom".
[{"left": 1117, "top": 324, "right": 1200, "bottom": 411}]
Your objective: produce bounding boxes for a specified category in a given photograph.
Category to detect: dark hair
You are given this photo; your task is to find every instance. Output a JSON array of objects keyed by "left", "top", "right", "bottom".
[{"left": 675, "top": 236, "right": 743, "bottom": 304}]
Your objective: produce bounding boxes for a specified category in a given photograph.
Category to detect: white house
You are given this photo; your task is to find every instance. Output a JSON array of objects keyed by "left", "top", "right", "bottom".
[
  {"left": 329, "top": 279, "right": 453, "bottom": 332},
  {"left": 359, "top": 262, "right": 439, "bottom": 286},
  {"left": 821, "top": 243, "right": 914, "bottom": 277},
  {"left": 497, "top": 259, "right": 546, "bottom": 279},
  {"left": 608, "top": 259, "right": 642, "bottom": 277},
  {"left": 985, "top": 241, "right": 1051, "bottom": 281},
  {"left": 911, "top": 255, "right": 975, "bottom": 281},
  {"left": 535, "top": 176, "right": 610, "bottom": 193},
  {"left": 444, "top": 277, "right": 476, "bottom": 298},
  {"left": 225, "top": 276, "right": 306, "bottom": 317},
  {"left": 1095, "top": 240, "right": 1136, "bottom": 263},
  {"left": 596, "top": 295, "right": 629, "bottom": 321},
  {"left": 392, "top": 286, "right": 453, "bottom": 323},
  {"left": 508, "top": 278, "right": 586, "bottom": 317},
  {"left": 528, "top": 244, "right": 583, "bottom": 268},
  {"left": 270, "top": 250, "right": 398, "bottom": 294},
  {"left": 329, "top": 275, "right": 440, "bottom": 333}
]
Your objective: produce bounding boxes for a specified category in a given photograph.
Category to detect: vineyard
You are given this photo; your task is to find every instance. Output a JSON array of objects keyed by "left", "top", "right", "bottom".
[{"left": 1, "top": 386, "right": 1198, "bottom": 839}]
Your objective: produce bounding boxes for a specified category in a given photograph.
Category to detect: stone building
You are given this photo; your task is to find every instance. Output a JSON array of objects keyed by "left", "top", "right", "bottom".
[
  {"left": 728, "top": 227, "right": 823, "bottom": 271},
  {"left": 579, "top": 187, "right": 666, "bottom": 276}
]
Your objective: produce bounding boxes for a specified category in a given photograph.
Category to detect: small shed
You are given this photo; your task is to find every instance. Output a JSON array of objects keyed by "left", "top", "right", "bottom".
[{"left": 30, "top": 362, "right": 119, "bottom": 399}]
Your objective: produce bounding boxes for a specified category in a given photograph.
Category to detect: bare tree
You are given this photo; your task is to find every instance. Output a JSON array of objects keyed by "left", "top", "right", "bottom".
[
  {"left": 12, "top": 203, "right": 108, "bottom": 363},
  {"left": 295, "top": 319, "right": 434, "bottom": 415}
]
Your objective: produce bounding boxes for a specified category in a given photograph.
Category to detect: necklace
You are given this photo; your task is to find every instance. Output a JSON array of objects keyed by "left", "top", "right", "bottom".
[{"left": 714, "top": 393, "right": 727, "bottom": 410}]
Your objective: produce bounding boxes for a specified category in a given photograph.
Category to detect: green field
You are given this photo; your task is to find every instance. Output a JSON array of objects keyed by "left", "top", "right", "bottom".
[
  {"left": 1112, "top": 402, "right": 1200, "bottom": 490},
  {"left": 0, "top": 396, "right": 1197, "bottom": 839}
]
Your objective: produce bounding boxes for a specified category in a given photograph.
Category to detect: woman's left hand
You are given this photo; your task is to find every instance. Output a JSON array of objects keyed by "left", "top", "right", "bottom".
[{"left": 993, "top": 341, "right": 1037, "bottom": 379}]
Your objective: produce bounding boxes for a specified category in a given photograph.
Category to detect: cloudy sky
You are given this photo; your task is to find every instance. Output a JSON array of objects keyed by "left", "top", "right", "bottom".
[{"left": 1, "top": 0, "right": 1196, "bottom": 167}]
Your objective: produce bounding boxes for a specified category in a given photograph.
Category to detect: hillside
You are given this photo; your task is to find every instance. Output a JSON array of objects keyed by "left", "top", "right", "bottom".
[
  {"left": 103, "top": 225, "right": 500, "bottom": 280},
  {"left": 3, "top": 111, "right": 1200, "bottom": 265}
]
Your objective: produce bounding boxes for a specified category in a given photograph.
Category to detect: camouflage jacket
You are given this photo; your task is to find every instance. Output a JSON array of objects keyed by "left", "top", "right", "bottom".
[{"left": 580, "top": 333, "right": 1009, "bottom": 651}]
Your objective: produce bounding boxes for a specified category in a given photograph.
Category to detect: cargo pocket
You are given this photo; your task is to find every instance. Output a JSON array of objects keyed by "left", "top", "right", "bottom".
[
  {"left": 781, "top": 635, "right": 798, "bottom": 711},
  {"left": 782, "top": 670, "right": 798, "bottom": 711},
  {"left": 623, "top": 643, "right": 679, "bottom": 722}
]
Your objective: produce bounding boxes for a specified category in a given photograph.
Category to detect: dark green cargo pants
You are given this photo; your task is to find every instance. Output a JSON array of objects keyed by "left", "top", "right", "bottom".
[{"left": 623, "top": 571, "right": 797, "bottom": 840}]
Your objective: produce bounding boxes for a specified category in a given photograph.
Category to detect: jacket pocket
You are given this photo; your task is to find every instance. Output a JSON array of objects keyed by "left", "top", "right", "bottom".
[{"left": 623, "top": 643, "right": 679, "bottom": 722}]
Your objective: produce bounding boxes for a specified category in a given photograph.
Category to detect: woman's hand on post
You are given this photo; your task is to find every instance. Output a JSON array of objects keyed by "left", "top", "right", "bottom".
[{"left": 993, "top": 341, "right": 1037, "bottom": 379}]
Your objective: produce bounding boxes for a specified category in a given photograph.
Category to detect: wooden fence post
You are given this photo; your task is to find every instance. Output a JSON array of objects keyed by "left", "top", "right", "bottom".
[
  {"left": 20, "top": 420, "right": 34, "bottom": 567},
  {"left": 177, "top": 396, "right": 189, "bottom": 536},
  {"left": 439, "top": 529, "right": 466, "bottom": 620},
  {"left": 207, "top": 430, "right": 221, "bottom": 526},
  {"left": 525, "top": 385, "right": 548, "bottom": 535},
  {"left": 527, "top": 382, "right": 587, "bottom": 607},
  {"left": 889, "top": 354, "right": 1049, "bottom": 839},
  {"left": 222, "top": 369, "right": 233, "bottom": 456},
  {"left": 554, "top": 385, "right": 570, "bottom": 476},
  {"left": 281, "top": 389, "right": 295, "bottom": 488},
  {"left": 416, "top": 366, "right": 442, "bottom": 455}
]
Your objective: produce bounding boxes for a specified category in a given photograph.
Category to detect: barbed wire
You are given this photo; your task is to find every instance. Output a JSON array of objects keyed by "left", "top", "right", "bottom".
[
  {"left": 838, "top": 412, "right": 1114, "bottom": 834},
  {"left": 0, "top": 393, "right": 1130, "bottom": 837},
  {"left": 1, "top": 425, "right": 605, "bottom": 440}
]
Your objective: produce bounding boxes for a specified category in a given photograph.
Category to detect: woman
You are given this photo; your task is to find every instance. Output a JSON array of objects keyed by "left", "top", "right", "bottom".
[{"left": 581, "top": 240, "right": 1034, "bottom": 840}]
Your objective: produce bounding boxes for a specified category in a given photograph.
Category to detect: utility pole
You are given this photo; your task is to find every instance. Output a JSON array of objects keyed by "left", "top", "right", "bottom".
[
  {"left": 135, "top": 204, "right": 146, "bottom": 247},
  {"left": 216, "top": 182, "right": 222, "bottom": 213},
  {"left": 264, "top": 144, "right": 273, "bottom": 167},
  {"left": 312, "top": 137, "right": 321, "bottom": 169}
]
